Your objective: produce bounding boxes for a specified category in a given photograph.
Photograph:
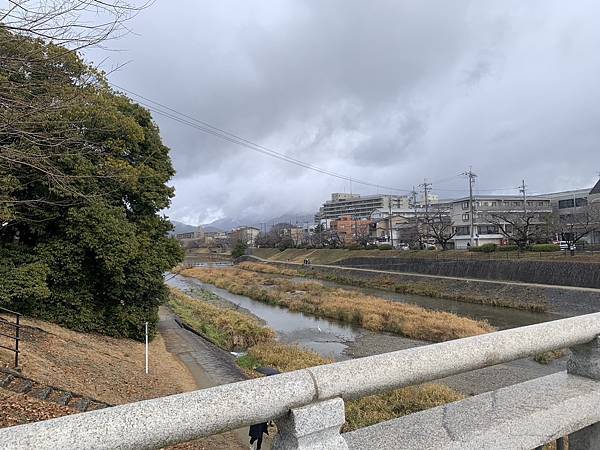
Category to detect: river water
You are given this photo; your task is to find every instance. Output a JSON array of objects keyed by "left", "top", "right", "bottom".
[
  {"left": 168, "top": 275, "right": 360, "bottom": 359},
  {"left": 167, "top": 270, "right": 565, "bottom": 395}
]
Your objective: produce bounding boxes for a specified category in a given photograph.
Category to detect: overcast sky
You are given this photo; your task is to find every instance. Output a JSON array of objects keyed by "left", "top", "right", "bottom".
[{"left": 86, "top": 0, "right": 600, "bottom": 225}]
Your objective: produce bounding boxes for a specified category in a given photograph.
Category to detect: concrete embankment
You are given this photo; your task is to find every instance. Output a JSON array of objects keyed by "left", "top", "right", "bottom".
[
  {"left": 240, "top": 256, "right": 600, "bottom": 316},
  {"left": 335, "top": 256, "right": 600, "bottom": 289}
]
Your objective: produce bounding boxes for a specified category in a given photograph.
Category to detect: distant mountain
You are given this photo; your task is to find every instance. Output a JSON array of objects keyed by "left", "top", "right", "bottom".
[
  {"left": 170, "top": 212, "right": 314, "bottom": 235},
  {"left": 202, "top": 212, "right": 314, "bottom": 232},
  {"left": 169, "top": 220, "right": 197, "bottom": 236}
]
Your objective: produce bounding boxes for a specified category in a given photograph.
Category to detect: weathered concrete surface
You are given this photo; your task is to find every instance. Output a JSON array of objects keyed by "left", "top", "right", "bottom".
[
  {"left": 158, "top": 307, "right": 248, "bottom": 387},
  {"left": 343, "top": 372, "right": 600, "bottom": 449},
  {"left": 241, "top": 256, "right": 600, "bottom": 316},
  {"left": 568, "top": 336, "right": 600, "bottom": 380},
  {"left": 307, "top": 313, "right": 600, "bottom": 400},
  {"left": 345, "top": 330, "right": 562, "bottom": 396},
  {"left": 335, "top": 256, "right": 600, "bottom": 288},
  {"left": 0, "top": 370, "right": 317, "bottom": 449},
  {"left": 273, "top": 398, "right": 347, "bottom": 450}
]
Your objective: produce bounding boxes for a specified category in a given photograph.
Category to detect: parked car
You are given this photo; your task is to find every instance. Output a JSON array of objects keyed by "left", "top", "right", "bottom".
[
  {"left": 397, "top": 243, "right": 410, "bottom": 251},
  {"left": 553, "top": 240, "right": 569, "bottom": 250}
]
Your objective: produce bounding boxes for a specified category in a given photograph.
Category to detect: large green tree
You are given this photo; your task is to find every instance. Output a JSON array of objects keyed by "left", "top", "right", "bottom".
[{"left": 0, "top": 28, "right": 183, "bottom": 340}]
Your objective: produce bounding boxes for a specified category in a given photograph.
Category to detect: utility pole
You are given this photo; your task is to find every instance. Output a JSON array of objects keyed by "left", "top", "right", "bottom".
[
  {"left": 419, "top": 180, "right": 432, "bottom": 215},
  {"left": 388, "top": 199, "right": 394, "bottom": 247},
  {"left": 463, "top": 168, "right": 478, "bottom": 248},
  {"left": 519, "top": 179, "right": 528, "bottom": 215},
  {"left": 410, "top": 186, "right": 419, "bottom": 247},
  {"left": 419, "top": 180, "right": 433, "bottom": 249}
]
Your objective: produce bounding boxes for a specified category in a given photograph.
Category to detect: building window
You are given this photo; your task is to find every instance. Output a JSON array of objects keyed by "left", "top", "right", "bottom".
[
  {"left": 576, "top": 197, "right": 588, "bottom": 207},
  {"left": 478, "top": 225, "right": 499, "bottom": 235},
  {"left": 558, "top": 199, "right": 575, "bottom": 209},
  {"left": 455, "top": 226, "right": 470, "bottom": 236},
  {"left": 462, "top": 213, "right": 470, "bottom": 222},
  {"left": 462, "top": 201, "right": 469, "bottom": 210}
]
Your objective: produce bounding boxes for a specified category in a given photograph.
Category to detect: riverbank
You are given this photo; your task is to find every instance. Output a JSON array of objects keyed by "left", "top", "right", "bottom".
[
  {"left": 180, "top": 267, "right": 494, "bottom": 342},
  {"left": 240, "top": 256, "right": 600, "bottom": 316},
  {"left": 167, "top": 285, "right": 464, "bottom": 432}
]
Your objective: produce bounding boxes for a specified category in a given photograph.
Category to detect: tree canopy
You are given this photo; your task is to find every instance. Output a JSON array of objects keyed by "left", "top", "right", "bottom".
[{"left": 0, "top": 28, "right": 183, "bottom": 340}]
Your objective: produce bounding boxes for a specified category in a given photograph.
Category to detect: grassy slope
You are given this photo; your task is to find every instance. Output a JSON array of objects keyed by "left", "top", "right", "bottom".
[{"left": 0, "top": 313, "right": 196, "bottom": 405}]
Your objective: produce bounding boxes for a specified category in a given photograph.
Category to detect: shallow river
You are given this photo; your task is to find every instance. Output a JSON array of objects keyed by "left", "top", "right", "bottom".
[
  {"left": 167, "top": 271, "right": 565, "bottom": 395},
  {"left": 168, "top": 275, "right": 360, "bottom": 359}
]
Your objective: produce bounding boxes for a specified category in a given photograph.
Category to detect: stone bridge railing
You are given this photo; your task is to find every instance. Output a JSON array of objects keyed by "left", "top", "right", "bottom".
[{"left": 3, "top": 313, "right": 600, "bottom": 449}]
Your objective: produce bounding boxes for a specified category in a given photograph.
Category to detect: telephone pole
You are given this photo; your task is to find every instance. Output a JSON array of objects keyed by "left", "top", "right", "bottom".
[
  {"left": 518, "top": 179, "right": 528, "bottom": 215},
  {"left": 388, "top": 199, "right": 394, "bottom": 247},
  {"left": 410, "top": 186, "right": 419, "bottom": 247},
  {"left": 463, "top": 168, "right": 478, "bottom": 247},
  {"left": 419, "top": 180, "right": 432, "bottom": 215}
]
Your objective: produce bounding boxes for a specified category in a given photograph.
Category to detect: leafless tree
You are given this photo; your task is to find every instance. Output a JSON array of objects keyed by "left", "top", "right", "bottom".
[
  {"left": 1, "top": 1, "right": 153, "bottom": 222},
  {"left": 1, "top": 0, "right": 152, "bottom": 49},
  {"left": 551, "top": 204, "right": 600, "bottom": 246},
  {"left": 421, "top": 208, "right": 455, "bottom": 250},
  {"left": 486, "top": 211, "right": 549, "bottom": 250}
]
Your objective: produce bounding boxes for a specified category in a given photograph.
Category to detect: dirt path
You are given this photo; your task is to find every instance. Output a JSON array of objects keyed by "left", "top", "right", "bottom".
[{"left": 158, "top": 307, "right": 249, "bottom": 449}]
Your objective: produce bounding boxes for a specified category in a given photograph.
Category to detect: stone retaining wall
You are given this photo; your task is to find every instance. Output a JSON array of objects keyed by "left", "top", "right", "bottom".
[
  {"left": 240, "top": 256, "right": 600, "bottom": 316},
  {"left": 334, "top": 257, "right": 600, "bottom": 289}
]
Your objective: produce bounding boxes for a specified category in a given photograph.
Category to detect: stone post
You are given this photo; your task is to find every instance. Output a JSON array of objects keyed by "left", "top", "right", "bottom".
[
  {"left": 271, "top": 397, "right": 348, "bottom": 450},
  {"left": 567, "top": 337, "right": 600, "bottom": 450}
]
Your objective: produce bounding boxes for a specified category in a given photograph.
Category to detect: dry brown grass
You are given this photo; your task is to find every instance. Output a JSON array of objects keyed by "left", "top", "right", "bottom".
[
  {"left": 168, "top": 287, "right": 274, "bottom": 351},
  {"left": 239, "top": 341, "right": 463, "bottom": 432},
  {"left": 0, "top": 314, "right": 197, "bottom": 405},
  {"left": 181, "top": 267, "right": 494, "bottom": 342},
  {"left": 238, "top": 261, "right": 297, "bottom": 276},
  {"left": 344, "top": 384, "right": 464, "bottom": 432}
]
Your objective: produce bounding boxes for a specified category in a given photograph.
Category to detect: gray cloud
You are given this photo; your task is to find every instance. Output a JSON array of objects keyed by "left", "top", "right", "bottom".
[{"left": 87, "top": 0, "right": 600, "bottom": 224}]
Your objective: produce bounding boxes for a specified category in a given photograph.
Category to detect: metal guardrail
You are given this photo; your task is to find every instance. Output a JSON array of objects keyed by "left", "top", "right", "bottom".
[
  {"left": 2, "top": 313, "right": 600, "bottom": 449},
  {"left": 0, "top": 306, "right": 21, "bottom": 368}
]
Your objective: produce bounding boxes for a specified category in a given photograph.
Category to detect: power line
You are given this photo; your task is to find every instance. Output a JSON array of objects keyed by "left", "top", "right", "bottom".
[{"left": 111, "top": 83, "right": 412, "bottom": 193}]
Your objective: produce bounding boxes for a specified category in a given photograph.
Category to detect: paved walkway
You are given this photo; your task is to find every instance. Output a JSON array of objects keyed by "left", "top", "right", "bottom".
[{"left": 158, "top": 307, "right": 249, "bottom": 448}]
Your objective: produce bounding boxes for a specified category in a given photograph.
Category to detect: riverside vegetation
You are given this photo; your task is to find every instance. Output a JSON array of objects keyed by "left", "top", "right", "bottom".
[
  {"left": 180, "top": 267, "right": 494, "bottom": 342},
  {"left": 237, "top": 261, "right": 547, "bottom": 312},
  {"left": 167, "top": 287, "right": 464, "bottom": 431}
]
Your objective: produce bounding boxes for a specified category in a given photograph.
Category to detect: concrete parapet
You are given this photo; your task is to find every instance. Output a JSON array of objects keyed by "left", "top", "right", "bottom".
[
  {"left": 343, "top": 372, "right": 600, "bottom": 449},
  {"left": 272, "top": 398, "right": 347, "bottom": 450},
  {"left": 4, "top": 314, "right": 600, "bottom": 448}
]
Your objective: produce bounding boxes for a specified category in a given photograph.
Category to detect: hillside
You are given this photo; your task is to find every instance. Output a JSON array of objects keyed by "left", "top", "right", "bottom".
[{"left": 0, "top": 313, "right": 244, "bottom": 449}]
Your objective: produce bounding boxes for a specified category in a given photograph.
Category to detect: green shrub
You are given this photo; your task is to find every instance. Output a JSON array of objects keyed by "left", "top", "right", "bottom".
[
  {"left": 527, "top": 244, "right": 560, "bottom": 252},
  {"left": 497, "top": 245, "right": 519, "bottom": 252},
  {"left": 470, "top": 243, "right": 497, "bottom": 253},
  {"left": 378, "top": 244, "right": 393, "bottom": 250}
]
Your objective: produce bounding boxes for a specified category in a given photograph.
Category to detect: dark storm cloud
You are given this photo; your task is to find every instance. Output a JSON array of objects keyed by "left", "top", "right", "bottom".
[{"left": 87, "top": 0, "right": 600, "bottom": 224}]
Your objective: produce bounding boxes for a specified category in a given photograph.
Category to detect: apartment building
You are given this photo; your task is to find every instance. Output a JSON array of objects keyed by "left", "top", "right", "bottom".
[
  {"left": 547, "top": 183, "right": 600, "bottom": 244},
  {"left": 228, "top": 226, "right": 260, "bottom": 246},
  {"left": 316, "top": 193, "right": 411, "bottom": 222},
  {"left": 330, "top": 216, "right": 373, "bottom": 245},
  {"left": 450, "top": 195, "right": 552, "bottom": 249}
]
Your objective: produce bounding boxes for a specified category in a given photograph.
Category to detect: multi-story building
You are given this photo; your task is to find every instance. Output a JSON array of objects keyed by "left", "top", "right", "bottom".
[
  {"left": 228, "top": 226, "right": 260, "bottom": 246},
  {"left": 316, "top": 193, "right": 411, "bottom": 222},
  {"left": 591, "top": 180, "right": 600, "bottom": 205},
  {"left": 450, "top": 195, "right": 552, "bottom": 249},
  {"left": 175, "top": 226, "right": 205, "bottom": 248},
  {"left": 548, "top": 182, "right": 600, "bottom": 244},
  {"left": 330, "top": 216, "right": 373, "bottom": 246}
]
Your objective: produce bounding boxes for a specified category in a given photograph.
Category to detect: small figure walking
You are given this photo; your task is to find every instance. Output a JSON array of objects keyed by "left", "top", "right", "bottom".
[{"left": 249, "top": 422, "right": 268, "bottom": 449}]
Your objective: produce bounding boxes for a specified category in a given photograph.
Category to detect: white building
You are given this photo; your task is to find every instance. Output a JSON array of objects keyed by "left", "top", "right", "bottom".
[{"left": 449, "top": 195, "right": 552, "bottom": 249}]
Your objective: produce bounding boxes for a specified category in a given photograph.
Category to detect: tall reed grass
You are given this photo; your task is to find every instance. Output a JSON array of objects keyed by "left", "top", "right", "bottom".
[{"left": 181, "top": 267, "right": 494, "bottom": 341}]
